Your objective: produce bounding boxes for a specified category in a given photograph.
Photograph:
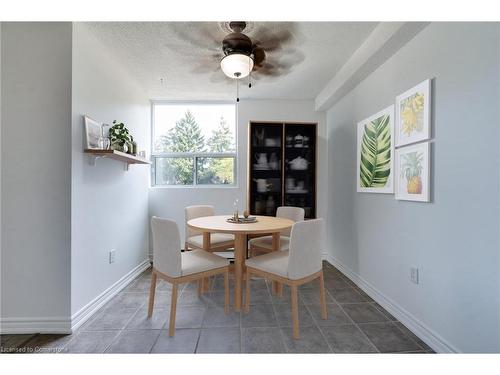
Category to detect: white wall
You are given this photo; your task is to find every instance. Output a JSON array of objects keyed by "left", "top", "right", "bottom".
[
  {"left": 71, "top": 24, "right": 151, "bottom": 317},
  {"left": 149, "top": 99, "right": 327, "bottom": 247},
  {"left": 1, "top": 23, "right": 72, "bottom": 332},
  {"left": 326, "top": 23, "right": 500, "bottom": 352}
]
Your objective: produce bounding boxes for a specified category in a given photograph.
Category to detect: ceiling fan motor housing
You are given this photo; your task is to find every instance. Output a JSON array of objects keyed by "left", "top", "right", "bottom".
[{"left": 222, "top": 32, "right": 253, "bottom": 57}]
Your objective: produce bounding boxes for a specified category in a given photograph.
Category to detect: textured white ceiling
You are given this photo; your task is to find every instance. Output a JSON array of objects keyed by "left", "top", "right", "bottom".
[{"left": 84, "top": 22, "right": 378, "bottom": 100}]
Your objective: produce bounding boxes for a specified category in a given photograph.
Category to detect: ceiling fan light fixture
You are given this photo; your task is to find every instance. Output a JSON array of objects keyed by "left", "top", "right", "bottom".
[{"left": 220, "top": 53, "right": 254, "bottom": 79}]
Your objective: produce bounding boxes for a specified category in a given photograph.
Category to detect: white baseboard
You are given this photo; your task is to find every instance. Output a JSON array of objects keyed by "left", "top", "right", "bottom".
[
  {"left": 0, "top": 317, "right": 72, "bottom": 334},
  {"left": 325, "top": 254, "right": 459, "bottom": 353},
  {"left": 70, "top": 259, "right": 151, "bottom": 332}
]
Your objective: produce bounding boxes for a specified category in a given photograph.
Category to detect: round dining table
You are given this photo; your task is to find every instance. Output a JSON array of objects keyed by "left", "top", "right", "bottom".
[{"left": 187, "top": 215, "right": 294, "bottom": 311}]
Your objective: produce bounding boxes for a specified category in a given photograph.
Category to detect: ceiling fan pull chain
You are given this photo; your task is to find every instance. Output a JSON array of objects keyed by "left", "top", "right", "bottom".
[
  {"left": 248, "top": 58, "right": 252, "bottom": 88},
  {"left": 236, "top": 78, "right": 240, "bottom": 103}
]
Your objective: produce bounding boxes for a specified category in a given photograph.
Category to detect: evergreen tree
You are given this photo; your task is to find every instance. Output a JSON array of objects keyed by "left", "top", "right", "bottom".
[
  {"left": 156, "top": 110, "right": 205, "bottom": 185},
  {"left": 156, "top": 110, "right": 205, "bottom": 153},
  {"left": 207, "top": 116, "right": 234, "bottom": 153}
]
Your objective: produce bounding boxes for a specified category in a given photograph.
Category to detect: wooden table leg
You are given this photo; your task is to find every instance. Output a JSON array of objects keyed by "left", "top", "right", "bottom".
[
  {"left": 201, "top": 232, "right": 211, "bottom": 292},
  {"left": 271, "top": 232, "right": 282, "bottom": 296},
  {"left": 233, "top": 233, "right": 247, "bottom": 312}
]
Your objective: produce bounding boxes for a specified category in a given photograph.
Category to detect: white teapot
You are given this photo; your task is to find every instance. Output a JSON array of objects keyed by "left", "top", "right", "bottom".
[
  {"left": 255, "top": 153, "right": 268, "bottom": 166},
  {"left": 289, "top": 156, "right": 308, "bottom": 170}
]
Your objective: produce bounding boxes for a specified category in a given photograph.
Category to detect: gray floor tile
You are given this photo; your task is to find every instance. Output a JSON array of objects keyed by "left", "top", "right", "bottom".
[
  {"left": 202, "top": 305, "right": 240, "bottom": 328},
  {"left": 105, "top": 329, "right": 161, "bottom": 353},
  {"left": 299, "top": 289, "right": 335, "bottom": 305},
  {"left": 241, "top": 304, "right": 278, "bottom": 327},
  {"left": 150, "top": 292, "right": 173, "bottom": 309},
  {"left": 306, "top": 303, "right": 352, "bottom": 326},
  {"left": 125, "top": 308, "right": 169, "bottom": 330},
  {"left": 359, "top": 322, "right": 422, "bottom": 353},
  {"left": 280, "top": 325, "right": 332, "bottom": 353},
  {"left": 393, "top": 322, "right": 435, "bottom": 353},
  {"left": 242, "top": 327, "right": 286, "bottom": 353},
  {"left": 178, "top": 290, "right": 209, "bottom": 307},
  {"left": 123, "top": 277, "right": 152, "bottom": 293},
  {"left": 324, "top": 277, "right": 352, "bottom": 291},
  {"left": 196, "top": 327, "right": 240, "bottom": 353},
  {"left": 245, "top": 288, "right": 273, "bottom": 305},
  {"left": 329, "top": 287, "right": 370, "bottom": 304},
  {"left": 320, "top": 325, "right": 378, "bottom": 353},
  {"left": 65, "top": 331, "right": 120, "bottom": 353},
  {"left": 82, "top": 307, "right": 138, "bottom": 331},
  {"left": 273, "top": 303, "right": 315, "bottom": 327},
  {"left": 18, "top": 334, "right": 74, "bottom": 353},
  {"left": 105, "top": 292, "right": 149, "bottom": 310},
  {"left": 204, "top": 290, "right": 233, "bottom": 307},
  {"left": 372, "top": 302, "right": 398, "bottom": 321},
  {"left": 1, "top": 334, "right": 37, "bottom": 351},
  {"left": 351, "top": 287, "right": 374, "bottom": 302},
  {"left": 174, "top": 306, "right": 206, "bottom": 329},
  {"left": 342, "top": 303, "right": 389, "bottom": 323},
  {"left": 270, "top": 285, "right": 293, "bottom": 304},
  {"left": 212, "top": 276, "right": 235, "bottom": 291},
  {"left": 151, "top": 329, "right": 200, "bottom": 353}
]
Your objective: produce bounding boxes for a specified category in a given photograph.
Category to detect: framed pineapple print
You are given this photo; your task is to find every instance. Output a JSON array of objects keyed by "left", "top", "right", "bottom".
[
  {"left": 356, "top": 105, "right": 394, "bottom": 194},
  {"left": 395, "top": 142, "right": 430, "bottom": 202},
  {"left": 395, "top": 79, "right": 431, "bottom": 147}
]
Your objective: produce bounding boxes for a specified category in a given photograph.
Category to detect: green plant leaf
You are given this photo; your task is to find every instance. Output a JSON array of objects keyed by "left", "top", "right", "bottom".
[{"left": 359, "top": 114, "right": 392, "bottom": 188}]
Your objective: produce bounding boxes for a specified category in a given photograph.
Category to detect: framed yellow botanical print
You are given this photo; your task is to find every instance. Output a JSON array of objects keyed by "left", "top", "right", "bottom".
[{"left": 395, "top": 79, "right": 431, "bottom": 147}]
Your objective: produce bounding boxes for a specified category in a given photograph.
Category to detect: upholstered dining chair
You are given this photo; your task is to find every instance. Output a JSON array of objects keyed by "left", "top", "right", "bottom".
[
  {"left": 185, "top": 205, "right": 234, "bottom": 252},
  {"left": 149, "top": 216, "right": 230, "bottom": 336},
  {"left": 248, "top": 206, "right": 305, "bottom": 256},
  {"left": 244, "top": 218, "right": 327, "bottom": 339}
]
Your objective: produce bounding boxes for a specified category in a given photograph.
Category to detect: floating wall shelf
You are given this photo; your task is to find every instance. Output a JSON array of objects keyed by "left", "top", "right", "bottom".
[{"left": 84, "top": 149, "right": 151, "bottom": 171}]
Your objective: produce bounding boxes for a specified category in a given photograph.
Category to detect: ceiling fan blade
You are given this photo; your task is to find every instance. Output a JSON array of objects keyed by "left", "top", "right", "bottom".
[
  {"left": 252, "top": 47, "right": 266, "bottom": 67},
  {"left": 169, "top": 22, "right": 222, "bottom": 50}
]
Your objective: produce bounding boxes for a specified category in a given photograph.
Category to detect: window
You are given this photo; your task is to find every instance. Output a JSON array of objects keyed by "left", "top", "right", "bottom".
[{"left": 152, "top": 102, "right": 237, "bottom": 186}]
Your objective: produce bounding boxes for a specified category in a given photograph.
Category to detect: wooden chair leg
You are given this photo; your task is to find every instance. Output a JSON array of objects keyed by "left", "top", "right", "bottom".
[
  {"left": 291, "top": 285, "right": 300, "bottom": 339},
  {"left": 147, "top": 271, "right": 157, "bottom": 318},
  {"left": 244, "top": 269, "right": 251, "bottom": 312},
  {"left": 168, "top": 283, "right": 179, "bottom": 337},
  {"left": 197, "top": 280, "right": 202, "bottom": 295},
  {"left": 319, "top": 272, "right": 328, "bottom": 320},
  {"left": 277, "top": 282, "right": 283, "bottom": 297},
  {"left": 224, "top": 269, "right": 230, "bottom": 314}
]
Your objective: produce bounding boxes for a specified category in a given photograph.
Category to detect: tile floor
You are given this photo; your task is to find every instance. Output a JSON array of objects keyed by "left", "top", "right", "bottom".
[{"left": 0, "top": 261, "right": 434, "bottom": 354}]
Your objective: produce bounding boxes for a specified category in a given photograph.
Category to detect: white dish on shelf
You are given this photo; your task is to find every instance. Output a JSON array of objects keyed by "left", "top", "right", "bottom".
[{"left": 253, "top": 164, "right": 270, "bottom": 170}]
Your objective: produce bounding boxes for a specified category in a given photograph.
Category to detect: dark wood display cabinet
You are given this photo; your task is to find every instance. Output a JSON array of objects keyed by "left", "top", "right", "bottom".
[{"left": 247, "top": 121, "right": 317, "bottom": 219}]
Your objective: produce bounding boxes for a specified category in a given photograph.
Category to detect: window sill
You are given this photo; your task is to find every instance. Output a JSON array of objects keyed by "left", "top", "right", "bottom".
[{"left": 149, "top": 184, "right": 240, "bottom": 189}]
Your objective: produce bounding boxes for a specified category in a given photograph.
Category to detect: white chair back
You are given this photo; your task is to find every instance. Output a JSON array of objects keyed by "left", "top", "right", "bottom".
[
  {"left": 151, "top": 216, "right": 182, "bottom": 278},
  {"left": 276, "top": 206, "right": 305, "bottom": 236},
  {"left": 287, "top": 218, "right": 324, "bottom": 280},
  {"left": 185, "top": 205, "right": 215, "bottom": 241}
]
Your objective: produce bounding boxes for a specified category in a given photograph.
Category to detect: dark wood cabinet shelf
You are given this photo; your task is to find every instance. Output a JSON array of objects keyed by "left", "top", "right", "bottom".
[{"left": 248, "top": 122, "right": 317, "bottom": 219}]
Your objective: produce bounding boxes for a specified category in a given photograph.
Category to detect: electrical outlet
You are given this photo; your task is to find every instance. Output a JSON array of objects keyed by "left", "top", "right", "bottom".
[
  {"left": 109, "top": 249, "right": 116, "bottom": 264},
  {"left": 410, "top": 267, "right": 419, "bottom": 284}
]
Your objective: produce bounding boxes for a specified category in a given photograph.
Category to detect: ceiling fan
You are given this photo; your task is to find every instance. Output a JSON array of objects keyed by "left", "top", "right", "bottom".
[{"left": 168, "top": 21, "right": 304, "bottom": 83}]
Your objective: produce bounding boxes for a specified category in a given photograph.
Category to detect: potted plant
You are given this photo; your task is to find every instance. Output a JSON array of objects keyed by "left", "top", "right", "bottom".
[{"left": 108, "top": 120, "right": 132, "bottom": 153}]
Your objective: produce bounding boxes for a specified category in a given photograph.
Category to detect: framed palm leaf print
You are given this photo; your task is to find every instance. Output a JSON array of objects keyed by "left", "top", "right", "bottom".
[
  {"left": 356, "top": 105, "right": 395, "bottom": 194},
  {"left": 395, "top": 79, "right": 431, "bottom": 147}
]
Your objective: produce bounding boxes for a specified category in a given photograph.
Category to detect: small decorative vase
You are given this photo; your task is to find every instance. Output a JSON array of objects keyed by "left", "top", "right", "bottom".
[{"left": 111, "top": 141, "right": 127, "bottom": 153}]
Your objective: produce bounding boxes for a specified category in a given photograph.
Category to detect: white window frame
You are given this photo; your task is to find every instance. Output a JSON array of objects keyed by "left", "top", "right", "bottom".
[{"left": 150, "top": 100, "right": 238, "bottom": 188}]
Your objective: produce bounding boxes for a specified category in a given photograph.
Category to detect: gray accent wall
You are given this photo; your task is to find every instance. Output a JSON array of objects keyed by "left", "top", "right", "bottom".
[
  {"left": 326, "top": 23, "right": 500, "bottom": 352},
  {"left": 1, "top": 23, "right": 73, "bottom": 327}
]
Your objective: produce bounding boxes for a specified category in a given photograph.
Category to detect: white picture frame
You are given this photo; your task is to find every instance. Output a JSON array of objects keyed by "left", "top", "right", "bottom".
[
  {"left": 84, "top": 115, "right": 103, "bottom": 149},
  {"left": 395, "top": 79, "right": 431, "bottom": 147},
  {"left": 395, "top": 142, "right": 431, "bottom": 202},
  {"left": 356, "top": 105, "right": 395, "bottom": 194}
]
